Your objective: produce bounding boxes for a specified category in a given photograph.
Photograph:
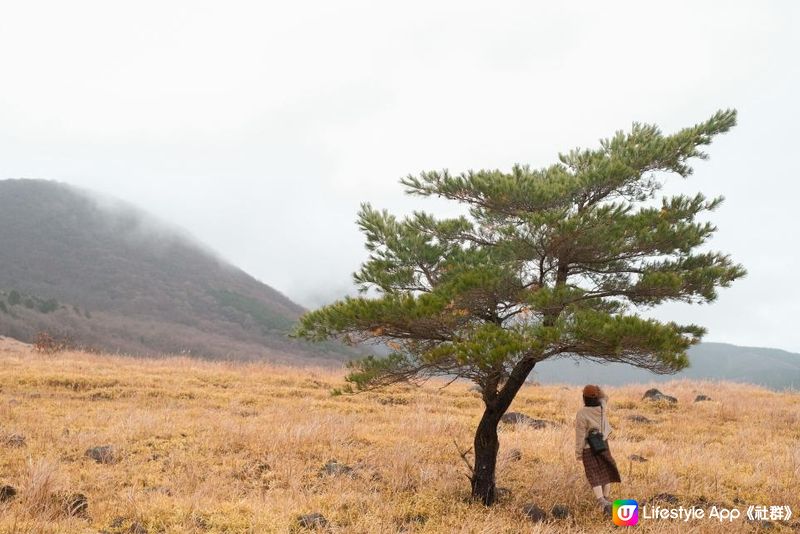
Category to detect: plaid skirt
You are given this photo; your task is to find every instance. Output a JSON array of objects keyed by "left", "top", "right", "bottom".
[{"left": 582, "top": 445, "right": 622, "bottom": 486}]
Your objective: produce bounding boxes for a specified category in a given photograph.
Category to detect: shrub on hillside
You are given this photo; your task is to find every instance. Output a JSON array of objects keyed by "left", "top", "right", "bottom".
[{"left": 33, "top": 332, "right": 73, "bottom": 355}]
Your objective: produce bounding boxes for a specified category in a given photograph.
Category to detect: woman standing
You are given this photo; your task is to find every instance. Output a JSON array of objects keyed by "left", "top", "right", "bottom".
[{"left": 575, "top": 384, "right": 621, "bottom": 515}]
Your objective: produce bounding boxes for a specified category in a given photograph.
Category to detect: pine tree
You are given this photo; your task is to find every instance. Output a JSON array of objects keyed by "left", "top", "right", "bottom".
[{"left": 294, "top": 109, "right": 745, "bottom": 505}]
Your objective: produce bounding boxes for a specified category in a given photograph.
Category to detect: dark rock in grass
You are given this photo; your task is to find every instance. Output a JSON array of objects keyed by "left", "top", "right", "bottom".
[
  {"left": 628, "top": 454, "right": 648, "bottom": 463},
  {"left": 297, "top": 513, "right": 328, "bottom": 529},
  {"left": 5, "top": 434, "right": 26, "bottom": 447},
  {"left": 521, "top": 503, "right": 548, "bottom": 522},
  {"left": 64, "top": 492, "right": 89, "bottom": 517},
  {"left": 551, "top": 504, "right": 571, "bottom": 519},
  {"left": 500, "top": 412, "right": 553, "bottom": 429},
  {"left": 0, "top": 485, "right": 17, "bottom": 502},
  {"left": 504, "top": 448, "right": 522, "bottom": 462},
  {"left": 627, "top": 414, "right": 654, "bottom": 424},
  {"left": 694, "top": 394, "right": 712, "bottom": 402},
  {"left": 649, "top": 493, "right": 679, "bottom": 505},
  {"left": 319, "top": 459, "right": 354, "bottom": 478},
  {"left": 642, "top": 389, "right": 677, "bottom": 403},
  {"left": 85, "top": 445, "right": 116, "bottom": 464}
]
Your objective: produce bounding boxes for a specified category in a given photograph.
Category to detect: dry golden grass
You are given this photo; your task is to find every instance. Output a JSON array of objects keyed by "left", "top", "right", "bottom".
[{"left": 0, "top": 344, "right": 798, "bottom": 533}]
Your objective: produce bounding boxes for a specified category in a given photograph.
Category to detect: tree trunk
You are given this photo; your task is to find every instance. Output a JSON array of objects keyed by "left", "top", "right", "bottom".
[
  {"left": 471, "top": 406, "right": 501, "bottom": 505},
  {"left": 470, "top": 358, "right": 539, "bottom": 505}
]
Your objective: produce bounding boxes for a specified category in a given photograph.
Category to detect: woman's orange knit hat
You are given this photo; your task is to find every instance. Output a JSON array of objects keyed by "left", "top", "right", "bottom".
[{"left": 582, "top": 384, "right": 601, "bottom": 398}]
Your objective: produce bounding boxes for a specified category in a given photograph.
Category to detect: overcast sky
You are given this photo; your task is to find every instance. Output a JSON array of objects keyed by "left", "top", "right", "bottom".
[{"left": 1, "top": 1, "right": 798, "bottom": 352}]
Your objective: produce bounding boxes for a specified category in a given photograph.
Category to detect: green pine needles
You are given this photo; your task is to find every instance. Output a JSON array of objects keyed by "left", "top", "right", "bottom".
[{"left": 294, "top": 109, "right": 745, "bottom": 504}]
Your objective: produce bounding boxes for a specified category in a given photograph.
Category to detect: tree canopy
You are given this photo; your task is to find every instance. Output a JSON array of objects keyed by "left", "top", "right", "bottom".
[
  {"left": 294, "top": 109, "right": 744, "bottom": 504},
  {"left": 296, "top": 109, "right": 744, "bottom": 394}
]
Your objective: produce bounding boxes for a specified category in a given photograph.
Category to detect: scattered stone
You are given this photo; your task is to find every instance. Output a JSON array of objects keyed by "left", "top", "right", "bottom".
[
  {"left": 495, "top": 487, "right": 512, "bottom": 499},
  {"left": 64, "top": 492, "right": 89, "bottom": 517},
  {"left": 551, "top": 504, "right": 571, "bottom": 519},
  {"left": 503, "top": 448, "right": 522, "bottom": 462},
  {"left": 500, "top": 412, "right": 554, "bottom": 429},
  {"left": 319, "top": 459, "right": 355, "bottom": 478},
  {"left": 4, "top": 434, "right": 25, "bottom": 447},
  {"left": 85, "top": 445, "right": 116, "bottom": 464},
  {"left": 521, "top": 503, "right": 548, "bottom": 522},
  {"left": 252, "top": 460, "right": 271, "bottom": 474},
  {"left": 627, "top": 414, "right": 654, "bottom": 424},
  {"left": 649, "top": 493, "right": 679, "bottom": 505},
  {"left": 694, "top": 394, "right": 712, "bottom": 402},
  {"left": 628, "top": 454, "right": 648, "bottom": 463},
  {"left": 297, "top": 513, "right": 328, "bottom": 529},
  {"left": 747, "top": 519, "right": 774, "bottom": 530},
  {"left": 0, "top": 485, "right": 17, "bottom": 502},
  {"left": 642, "top": 389, "right": 677, "bottom": 403},
  {"left": 193, "top": 515, "right": 210, "bottom": 529},
  {"left": 642, "top": 388, "right": 663, "bottom": 399},
  {"left": 376, "top": 396, "right": 408, "bottom": 406},
  {"left": 129, "top": 522, "right": 148, "bottom": 534}
]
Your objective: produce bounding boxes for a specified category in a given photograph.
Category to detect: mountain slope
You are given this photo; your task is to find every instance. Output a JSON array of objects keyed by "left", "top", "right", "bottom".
[
  {"left": 0, "top": 179, "right": 348, "bottom": 361},
  {"left": 531, "top": 342, "right": 800, "bottom": 390}
]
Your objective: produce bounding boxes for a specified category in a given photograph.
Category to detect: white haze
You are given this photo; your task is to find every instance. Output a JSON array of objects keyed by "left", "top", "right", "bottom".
[{"left": 0, "top": 1, "right": 798, "bottom": 352}]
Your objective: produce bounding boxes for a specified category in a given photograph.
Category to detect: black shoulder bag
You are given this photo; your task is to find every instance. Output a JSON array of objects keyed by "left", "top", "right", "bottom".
[{"left": 586, "top": 404, "right": 608, "bottom": 454}]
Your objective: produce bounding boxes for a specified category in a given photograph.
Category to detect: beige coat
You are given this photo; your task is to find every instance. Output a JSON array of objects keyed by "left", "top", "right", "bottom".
[{"left": 574, "top": 398, "right": 612, "bottom": 460}]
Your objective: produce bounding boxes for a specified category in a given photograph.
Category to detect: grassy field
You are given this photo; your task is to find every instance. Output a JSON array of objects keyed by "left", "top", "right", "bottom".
[{"left": 0, "top": 340, "right": 798, "bottom": 533}]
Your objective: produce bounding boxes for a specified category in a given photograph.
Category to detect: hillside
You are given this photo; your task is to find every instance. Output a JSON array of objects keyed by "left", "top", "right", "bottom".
[
  {"left": 0, "top": 344, "right": 797, "bottom": 533},
  {"left": 1, "top": 179, "right": 797, "bottom": 389},
  {"left": 0, "top": 179, "right": 350, "bottom": 362}
]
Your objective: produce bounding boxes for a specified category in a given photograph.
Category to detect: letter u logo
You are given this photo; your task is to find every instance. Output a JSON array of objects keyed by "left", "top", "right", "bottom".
[{"left": 613, "top": 500, "right": 639, "bottom": 526}]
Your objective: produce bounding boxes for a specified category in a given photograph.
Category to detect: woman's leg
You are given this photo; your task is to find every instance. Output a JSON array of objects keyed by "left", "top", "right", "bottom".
[
  {"left": 603, "top": 483, "right": 611, "bottom": 500},
  {"left": 592, "top": 484, "right": 612, "bottom": 515}
]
